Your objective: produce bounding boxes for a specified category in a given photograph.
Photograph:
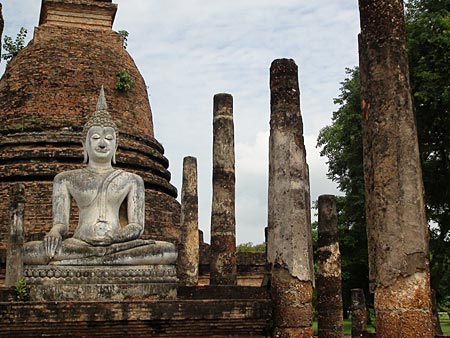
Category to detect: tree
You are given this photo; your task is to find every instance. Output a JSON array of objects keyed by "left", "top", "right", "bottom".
[
  {"left": 236, "top": 242, "right": 265, "bottom": 252},
  {"left": 406, "top": 0, "right": 450, "bottom": 311},
  {"left": 2, "top": 27, "right": 27, "bottom": 63},
  {"left": 317, "top": 67, "right": 370, "bottom": 315},
  {"left": 117, "top": 30, "right": 129, "bottom": 49}
]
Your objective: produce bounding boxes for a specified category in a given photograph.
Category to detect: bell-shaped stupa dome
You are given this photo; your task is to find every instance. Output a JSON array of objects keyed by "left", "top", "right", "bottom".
[{"left": 0, "top": 0, "right": 180, "bottom": 248}]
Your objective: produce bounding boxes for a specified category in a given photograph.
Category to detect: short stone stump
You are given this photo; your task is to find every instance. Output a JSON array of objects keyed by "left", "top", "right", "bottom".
[{"left": 23, "top": 264, "right": 178, "bottom": 301}]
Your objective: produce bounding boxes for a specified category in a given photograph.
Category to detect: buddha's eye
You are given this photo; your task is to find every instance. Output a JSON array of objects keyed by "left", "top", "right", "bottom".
[
  {"left": 105, "top": 135, "right": 114, "bottom": 140},
  {"left": 91, "top": 134, "right": 101, "bottom": 139}
]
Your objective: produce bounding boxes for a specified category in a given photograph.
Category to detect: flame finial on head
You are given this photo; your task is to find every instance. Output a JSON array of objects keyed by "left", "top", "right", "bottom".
[
  {"left": 83, "top": 86, "right": 118, "bottom": 137},
  {"left": 82, "top": 87, "right": 120, "bottom": 164},
  {"left": 96, "top": 85, "right": 108, "bottom": 111}
]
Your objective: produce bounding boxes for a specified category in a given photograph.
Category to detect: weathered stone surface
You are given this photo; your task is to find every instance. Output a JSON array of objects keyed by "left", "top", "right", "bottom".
[
  {"left": 374, "top": 272, "right": 434, "bottom": 337},
  {"left": 5, "top": 184, "right": 25, "bottom": 287},
  {"left": 267, "top": 58, "right": 313, "bottom": 337},
  {"left": 179, "top": 156, "right": 199, "bottom": 286},
  {"left": 271, "top": 267, "right": 313, "bottom": 329},
  {"left": 267, "top": 58, "right": 313, "bottom": 283},
  {"left": 0, "top": 3, "right": 3, "bottom": 61},
  {"left": 24, "top": 265, "right": 178, "bottom": 301},
  {"left": 210, "top": 93, "right": 237, "bottom": 285},
  {"left": 351, "top": 288, "right": 367, "bottom": 338},
  {"left": 358, "top": 1, "right": 433, "bottom": 336},
  {"left": 0, "top": 0, "right": 181, "bottom": 252},
  {"left": 317, "top": 195, "right": 343, "bottom": 338},
  {"left": 22, "top": 91, "right": 177, "bottom": 267}
]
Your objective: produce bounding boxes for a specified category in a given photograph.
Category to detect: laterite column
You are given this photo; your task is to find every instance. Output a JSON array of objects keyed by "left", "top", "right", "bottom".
[
  {"left": 268, "top": 58, "right": 314, "bottom": 337},
  {"left": 317, "top": 195, "right": 343, "bottom": 338},
  {"left": 358, "top": 1, "right": 433, "bottom": 336},
  {"left": 351, "top": 289, "right": 367, "bottom": 338},
  {"left": 5, "top": 184, "right": 25, "bottom": 287},
  {"left": 179, "top": 156, "right": 199, "bottom": 286},
  {"left": 0, "top": 3, "right": 3, "bottom": 61},
  {"left": 210, "top": 93, "right": 237, "bottom": 285}
]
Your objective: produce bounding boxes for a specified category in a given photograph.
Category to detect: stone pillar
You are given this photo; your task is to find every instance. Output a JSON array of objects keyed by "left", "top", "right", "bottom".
[
  {"left": 267, "top": 58, "right": 314, "bottom": 337},
  {"left": 351, "top": 289, "right": 367, "bottom": 338},
  {"left": 5, "top": 184, "right": 25, "bottom": 287},
  {"left": 210, "top": 93, "right": 237, "bottom": 285},
  {"left": 179, "top": 156, "right": 199, "bottom": 286},
  {"left": 0, "top": 3, "right": 3, "bottom": 62},
  {"left": 317, "top": 195, "right": 344, "bottom": 338},
  {"left": 358, "top": 1, "right": 433, "bottom": 336}
]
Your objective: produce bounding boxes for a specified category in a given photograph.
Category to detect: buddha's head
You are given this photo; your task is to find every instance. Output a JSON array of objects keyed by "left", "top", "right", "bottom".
[{"left": 82, "top": 87, "right": 119, "bottom": 165}]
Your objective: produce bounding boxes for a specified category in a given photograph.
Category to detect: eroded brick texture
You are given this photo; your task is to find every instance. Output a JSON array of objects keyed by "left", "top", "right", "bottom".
[
  {"left": 358, "top": 0, "right": 433, "bottom": 336},
  {"left": 0, "top": 0, "right": 181, "bottom": 254},
  {"left": 210, "top": 93, "right": 237, "bottom": 285},
  {"left": 271, "top": 267, "right": 313, "bottom": 338},
  {"left": 317, "top": 195, "right": 343, "bottom": 338}
]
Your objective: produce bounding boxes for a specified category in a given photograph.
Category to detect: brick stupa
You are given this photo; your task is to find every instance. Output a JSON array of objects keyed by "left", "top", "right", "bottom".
[{"left": 0, "top": 0, "right": 181, "bottom": 253}]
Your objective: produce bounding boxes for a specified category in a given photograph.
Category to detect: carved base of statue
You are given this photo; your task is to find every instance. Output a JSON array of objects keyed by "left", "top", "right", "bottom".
[
  {"left": 23, "top": 264, "right": 178, "bottom": 301},
  {"left": 24, "top": 238, "right": 177, "bottom": 265}
]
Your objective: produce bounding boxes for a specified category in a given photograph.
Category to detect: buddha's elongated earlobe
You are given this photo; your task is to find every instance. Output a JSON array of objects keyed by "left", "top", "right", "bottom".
[{"left": 82, "top": 142, "right": 88, "bottom": 164}]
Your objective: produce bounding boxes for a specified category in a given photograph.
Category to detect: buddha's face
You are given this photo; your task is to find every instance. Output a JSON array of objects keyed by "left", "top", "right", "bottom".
[{"left": 85, "top": 126, "right": 117, "bottom": 164}]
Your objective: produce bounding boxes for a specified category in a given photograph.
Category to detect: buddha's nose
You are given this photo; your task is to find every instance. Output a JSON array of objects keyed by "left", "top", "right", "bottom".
[{"left": 98, "top": 140, "right": 107, "bottom": 149}]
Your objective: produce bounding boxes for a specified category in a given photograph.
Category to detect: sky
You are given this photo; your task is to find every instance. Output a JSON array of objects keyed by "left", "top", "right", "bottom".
[{"left": 0, "top": 0, "right": 360, "bottom": 245}]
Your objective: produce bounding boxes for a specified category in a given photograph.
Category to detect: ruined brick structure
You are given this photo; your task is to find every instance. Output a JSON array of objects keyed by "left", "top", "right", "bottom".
[{"left": 0, "top": 0, "right": 181, "bottom": 257}]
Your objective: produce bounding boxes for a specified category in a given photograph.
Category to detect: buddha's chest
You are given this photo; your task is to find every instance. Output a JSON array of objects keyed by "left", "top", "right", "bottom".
[{"left": 68, "top": 172, "right": 129, "bottom": 209}]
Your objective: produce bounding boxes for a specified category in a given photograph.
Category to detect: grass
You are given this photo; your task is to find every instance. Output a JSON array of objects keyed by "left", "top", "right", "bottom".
[
  {"left": 313, "top": 314, "right": 450, "bottom": 335},
  {"left": 441, "top": 314, "right": 450, "bottom": 335},
  {"left": 313, "top": 319, "right": 375, "bottom": 335}
]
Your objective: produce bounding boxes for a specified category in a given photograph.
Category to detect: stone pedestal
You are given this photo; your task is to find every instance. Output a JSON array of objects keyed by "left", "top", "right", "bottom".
[{"left": 24, "top": 265, "right": 178, "bottom": 301}]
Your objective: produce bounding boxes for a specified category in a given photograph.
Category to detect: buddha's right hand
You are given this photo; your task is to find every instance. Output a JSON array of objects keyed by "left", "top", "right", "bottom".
[{"left": 44, "top": 230, "right": 62, "bottom": 258}]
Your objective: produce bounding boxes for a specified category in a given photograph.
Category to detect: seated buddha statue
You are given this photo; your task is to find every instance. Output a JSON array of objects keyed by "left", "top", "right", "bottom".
[{"left": 23, "top": 88, "right": 177, "bottom": 266}]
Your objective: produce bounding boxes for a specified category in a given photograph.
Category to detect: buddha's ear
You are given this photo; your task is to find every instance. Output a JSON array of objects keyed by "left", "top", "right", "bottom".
[
  {"left": 112, "top": 145, "right": 117, "bottom": 165},
  {"left": 82, "top": 142, "right": 88, "bottom": 164}
]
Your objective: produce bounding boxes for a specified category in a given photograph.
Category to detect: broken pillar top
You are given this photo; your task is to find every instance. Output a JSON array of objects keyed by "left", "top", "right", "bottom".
[
  {"left": 39, "top": 0, "right": 118, "bottom": 30},
  {"left": 213, "top": 93, "right": 233, "bottom": 118},
  {"left": 270, "top": 58, "right": 301, "bottom": 116},
  {"left": 359, "top": 0, "right": 405, "bottom": 41}
]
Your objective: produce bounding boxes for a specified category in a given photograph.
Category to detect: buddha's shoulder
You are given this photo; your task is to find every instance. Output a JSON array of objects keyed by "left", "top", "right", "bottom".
[
  {"left": 118, "top": 170, "right": 144, "bottom": 185},
  {"left": 53, "top": 169, "right": 85, "bottom": 182}
]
